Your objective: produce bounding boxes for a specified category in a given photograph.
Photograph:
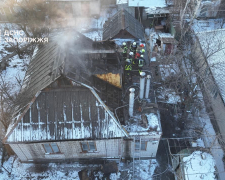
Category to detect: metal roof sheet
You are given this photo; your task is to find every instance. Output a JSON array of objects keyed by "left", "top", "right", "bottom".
[
  {"left": 103, "top": 9, "right": 144, "bottom": 40},
  {"left": 6, "top": 87, "right": 127, "bottom": 143}
]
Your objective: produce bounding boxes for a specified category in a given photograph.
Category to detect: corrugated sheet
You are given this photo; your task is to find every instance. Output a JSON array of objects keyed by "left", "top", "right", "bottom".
[
  {"left": 6, "top": 88, "right": 127, "bottom": 143},
  {"left": 103, "top": 9, "right": 144, "bottom": 40}
]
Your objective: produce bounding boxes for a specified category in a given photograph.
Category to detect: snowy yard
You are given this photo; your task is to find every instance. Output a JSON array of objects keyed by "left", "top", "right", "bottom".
[{"left": 0, "top": 156, "right": 158, "bottom": 180}]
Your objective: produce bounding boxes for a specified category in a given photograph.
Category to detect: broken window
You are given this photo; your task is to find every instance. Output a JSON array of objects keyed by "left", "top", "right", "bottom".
[
  {"left": 81, "top": 142, "right": 97, "bottom": 152},
  {"left": 135, "top": 141, "right": 147, "bottom": 151},
  {"left": 43, "top": 143, "right": 60, "bottom": 154}
]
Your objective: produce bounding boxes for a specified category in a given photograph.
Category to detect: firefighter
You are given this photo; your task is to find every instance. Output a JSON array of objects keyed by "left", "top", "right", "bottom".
[
  {"left": 135, "top": 52, "right": 141, "bottom": 59},
  {"left": 139, "top": 44, "right": 145, "bottom": 48},
  {"left": 130, "top": 41, "right": 137, "bottom": 53},
  {"left": 133, "top": 51, "right": 141, "bottom": 69},
  {"left": 138, "top": 55, "right": 146, "bottom": 74},
  {"left": 125, "top": 59, "right": 132, "bottom": 81},
  {"left": 140, "top": 48, "right": 145, "bottom": 55},
  {"left": 129, "top": 52, "right": 135, "bottom": 65},
  {"left": 122, "top": 42, "right": 128, "bottom": 59}
]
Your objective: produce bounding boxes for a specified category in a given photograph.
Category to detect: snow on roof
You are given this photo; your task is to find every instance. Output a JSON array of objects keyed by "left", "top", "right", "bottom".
[
  {"left": 183, "top": 151, "right": 216, "bottom": 180},
  {"left": 82, "top": 30, "right": 103, "bottom": 41},
  {"left": 125, "top": 113, "right": 161, "bottom": 135},
  {"left": 116, "top": 0, "right": 128, "bottom": 4},
  {"left": 145, "top": 7, "right": 170, "bottom": 15},
  {"left": 6, "top": 87, "right": 128, "bottom": 143},
  {"left": 193, "top": 19, "right": 225, "bottom": 33},
  {"left": 158, "top": 32, "right": 174, "bottom": 38},
  {"left": 196, "top": 29, "right": 225, "bottom": 103},
  {"left": 128, "top": 0, "right": 167, "bottom": 8}
]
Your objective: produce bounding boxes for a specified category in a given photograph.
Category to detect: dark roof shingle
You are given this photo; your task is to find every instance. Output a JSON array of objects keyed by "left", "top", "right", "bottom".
[{"left": 103, "top": 9, "right": 144, "bottom": 40}]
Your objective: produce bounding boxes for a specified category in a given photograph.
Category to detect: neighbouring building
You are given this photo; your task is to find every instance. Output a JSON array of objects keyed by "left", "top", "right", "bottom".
[
  {"left": 192, "top": 28, "right": 225, "bottom": 144},
  {"left": 197, "top": 0, "right": 221, "bottom": 18},
  {"left": 47, "top": 0, "right": 101, "bottom": 17},
  {"left": 174, "top": 150, "right": 216, "bottom": 180},
  {"left": 103, "top": 9, "right": 144, "bottom": 40},
  {"left": 116, "top": 0, "right": 169, "bottom": 21},
  {"left": 3, "top": 31, "right": 162, "bottom": 162},
  {"left": 168, "top": 138, "right": 216, "bottom": 180}
]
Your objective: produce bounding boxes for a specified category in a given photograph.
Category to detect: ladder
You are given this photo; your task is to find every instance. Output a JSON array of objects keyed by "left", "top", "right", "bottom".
[{"left": 132, "top": 136, "right": 141, "bottom": 179}]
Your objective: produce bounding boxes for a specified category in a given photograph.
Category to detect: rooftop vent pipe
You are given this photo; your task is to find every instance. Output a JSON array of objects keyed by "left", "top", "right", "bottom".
[
  {"left": 139, "top": 72, "right": 146, "bottom": 99},
  {"left": 129, "top": 88, "right": 135, "bottom": 117},
  {"left": 145, "top": 75, "right": 151, "bottom": 99}
]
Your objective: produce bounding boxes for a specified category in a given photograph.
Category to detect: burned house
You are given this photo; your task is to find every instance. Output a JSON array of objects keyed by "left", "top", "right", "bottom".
[
  {"left": 103, "top": 9, "right": 144, "bottom": 40},
  {"left": 3, "top": 31, "right": 162, "bottom": 163}
]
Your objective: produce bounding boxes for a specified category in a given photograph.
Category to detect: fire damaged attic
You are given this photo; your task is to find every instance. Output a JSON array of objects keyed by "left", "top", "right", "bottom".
[{"left": 3, "top": 30, "right": 162, "bottom": 163}]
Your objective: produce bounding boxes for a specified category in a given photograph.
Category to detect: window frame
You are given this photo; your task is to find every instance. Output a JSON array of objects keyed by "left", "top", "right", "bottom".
[
  {"left": 135, "top": 141, "right": 147, "bottom": 151},
  {"left": 80, "top": 142, "right": 97, "bottom": 153},
  {"left": 42, "top": 143, "right": 61, "bottom": 154}
]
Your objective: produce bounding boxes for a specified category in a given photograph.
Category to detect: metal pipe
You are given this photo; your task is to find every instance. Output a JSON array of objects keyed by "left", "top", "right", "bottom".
[
  {"left": 145, "top": 75, "right": 151, "bottom": 99},
  {"left": 139, "top": 72, "right": 146, "bottom": 99},
  {"left": 129, "top": 88, "right": 135, "bottom": 117}
]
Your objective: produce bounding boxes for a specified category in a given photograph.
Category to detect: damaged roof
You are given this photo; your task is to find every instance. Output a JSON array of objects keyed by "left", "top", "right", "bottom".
[
  {"left": 14, "top": 31, "right": 119, "bottom": 113},
  {"left": 103, "top": 9, "right": 144, "bottom": 40},
  {"left": 4, "top": 31, "right": 126, "bottom": 143}
]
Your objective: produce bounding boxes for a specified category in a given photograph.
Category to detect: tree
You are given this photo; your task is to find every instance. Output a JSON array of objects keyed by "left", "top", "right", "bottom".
[
  {"left": 0, "top": 75, "right": 16, "bottom": 139},
  {"left": 2, "top": 0, "right": 53, "bottom": 60}
]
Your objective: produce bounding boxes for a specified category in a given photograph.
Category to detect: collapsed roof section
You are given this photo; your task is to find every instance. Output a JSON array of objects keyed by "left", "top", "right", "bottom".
[{"left": 103, "top": 9, "right": 144, "bottom": 40}]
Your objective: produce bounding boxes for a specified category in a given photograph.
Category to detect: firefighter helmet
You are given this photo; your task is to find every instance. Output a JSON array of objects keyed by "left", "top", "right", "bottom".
[
  {"left": 126, "top": 59, "right": 131, "bottom": 62},
  {"left": 123, "top": 42, "right": 126, "bottom": 46},
  {"left": 140, "top": 55, "right": 144, "bottom": 58},
  {"left": 133, "top": 42, "right": 136, "bottom": 46},
  {"left": 129, "top": 52, "right": 134, "bottom": 56}
]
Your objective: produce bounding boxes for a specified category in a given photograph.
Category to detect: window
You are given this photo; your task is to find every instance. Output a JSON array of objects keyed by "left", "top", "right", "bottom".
[
  {"left": 43, "top": 143, "right": 60, "bottom": 154},
  {"left": 81, "top": 142, "right": 97, "bottom": 152},
  {"left": 135, "top": 141, "right": 147, "bottom": 151}
]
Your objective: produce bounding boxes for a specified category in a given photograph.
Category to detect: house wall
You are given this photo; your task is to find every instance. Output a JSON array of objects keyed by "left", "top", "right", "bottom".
[
  {"left": 130, "top": 134, "right": 161, "bottom": 158},
  {"left": 9, "top": 139, "right": 123, "bottom": 162},
  {"left": 9, "top": 134, "right": 161, "bottom": 162},
  {"left": 192, "top": 36, "right": 225, "bottom": 143}
]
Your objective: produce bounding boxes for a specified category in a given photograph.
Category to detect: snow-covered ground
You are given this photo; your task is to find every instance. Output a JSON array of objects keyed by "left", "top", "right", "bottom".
[
  {"left": 198, "top": 106, "right": 225, "bottom": 179},
  {"left": 157, "top": 88, "right": 181, "bottom": 104},
  {"left": 0, "top": 156, "right": 158, "bottom": 180},
  {"left": 159, "top": 64, "right": 179, "bottom": 81},
  {"left": 0, "top": 36, "right": 28, "bottom": 94},
  {"left": 1, "top": 156, "right": 91, "bottom": 180}
]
